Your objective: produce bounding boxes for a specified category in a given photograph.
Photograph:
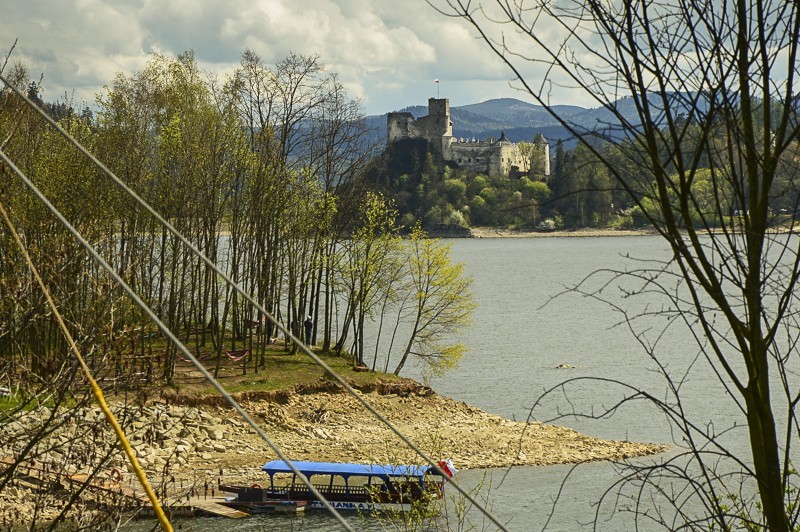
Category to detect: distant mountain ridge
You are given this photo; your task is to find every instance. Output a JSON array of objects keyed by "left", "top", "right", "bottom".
[
  {"left": 367, "top": 95, "right": 683, "bottom": 147},
  {"left": 367, "top": 97, "right": 591, "bottom": 146}
]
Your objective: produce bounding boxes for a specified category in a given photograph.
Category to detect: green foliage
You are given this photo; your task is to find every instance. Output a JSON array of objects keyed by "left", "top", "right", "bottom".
[
  {"left": 519, "top": 140, "right": 547, "bottom": 176},
  {"left": 393, "top": 226, "right": 476, "bottom": 376},
  {"left": 467, "top": 174, "right": 490, "bottom": 196},
  {"left": 399, "top": 212, "right": 417, "bottom": 229},
  {"left": 337, "top": 192, "right": 406, "bottom": 364},
  {"left": 443, "top": 178, "right": 467, "bottom": 204},
  {"left": 423, "top": 205, "right": 446, "bottom": 226},
  {"left": 444, "top": 208, "right": 468, "bottom": 227},
  {"left": 630, "top": 168, "right": 731, "bottom": 229},
  {"left": 520, "top": 178, "right": 551, "bottom": 202},
  {"left": 469, "top": 195, "right": 488, "bottom": 225},
  {"left": 478, "top": 186, "right": 498, "bottom": 204}
]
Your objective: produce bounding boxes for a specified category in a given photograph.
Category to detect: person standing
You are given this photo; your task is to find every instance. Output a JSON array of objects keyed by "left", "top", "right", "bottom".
[{"left": 303, "top": 315, "right": 313, "bottom": 345}]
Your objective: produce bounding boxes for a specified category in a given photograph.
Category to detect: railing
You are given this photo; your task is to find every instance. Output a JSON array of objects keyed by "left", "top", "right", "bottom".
[
  {"left": 286, "top": 483, "right": 370, "bottom": 501},
  {"left": 281, "top": 480, "right": 438, "bottom": 504}
]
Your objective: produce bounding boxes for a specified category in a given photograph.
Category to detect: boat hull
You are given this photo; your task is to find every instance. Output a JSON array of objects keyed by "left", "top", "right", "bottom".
[
  {"left": 220, "top": 484, "right": 433, "bottom": 513},
  {"left": 307, "top": 500, "right": 413, "bottom": 512}
]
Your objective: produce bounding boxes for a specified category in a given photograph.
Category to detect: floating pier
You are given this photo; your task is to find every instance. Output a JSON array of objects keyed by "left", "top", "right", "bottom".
[
  {"left": 136, "top": 496, "right": 250, "bottom": 518},
  {"left": 1, "top": 457, "right": 257, "bottom": 520}
]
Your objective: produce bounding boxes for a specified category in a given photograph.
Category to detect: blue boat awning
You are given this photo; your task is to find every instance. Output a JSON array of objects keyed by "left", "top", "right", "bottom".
[{"left": 262, "top": 460, "right": 429, "bottom": 479}]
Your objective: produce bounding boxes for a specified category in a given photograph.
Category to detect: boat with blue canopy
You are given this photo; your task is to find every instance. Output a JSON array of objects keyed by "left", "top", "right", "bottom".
[{"left": 220, "top": 459, "right": 455, "bottom": 513}]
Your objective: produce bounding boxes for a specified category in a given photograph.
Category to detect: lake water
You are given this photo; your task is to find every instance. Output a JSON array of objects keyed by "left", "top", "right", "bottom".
[{"left": 127, "top": 235, "right": 779, "bottom": 531}]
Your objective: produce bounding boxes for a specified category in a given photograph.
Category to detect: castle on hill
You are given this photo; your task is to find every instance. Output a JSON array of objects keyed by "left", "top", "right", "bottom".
[{"left": 387, "top": 98, "right": 550, "bottom": 178}]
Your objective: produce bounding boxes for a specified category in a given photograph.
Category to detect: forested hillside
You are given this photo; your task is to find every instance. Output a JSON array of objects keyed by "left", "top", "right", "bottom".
[{"left": 365, "top": 96, "right": 800, "bottom": 233}]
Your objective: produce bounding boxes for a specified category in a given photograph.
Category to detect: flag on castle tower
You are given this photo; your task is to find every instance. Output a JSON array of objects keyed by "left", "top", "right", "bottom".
[{"left": 434, "top": 79, "right": 439, "bottom": 83}]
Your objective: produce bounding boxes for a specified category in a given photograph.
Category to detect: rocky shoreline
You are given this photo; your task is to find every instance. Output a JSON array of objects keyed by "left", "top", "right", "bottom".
[
  {"left": 469, "top": 227, "right": 657, "bottom": 238},
  {"left": 0, "top": 380, "right": 667, "bottom": 525},
  {"left": 467, "top": 225, "right": 799, "bottom": 239}
]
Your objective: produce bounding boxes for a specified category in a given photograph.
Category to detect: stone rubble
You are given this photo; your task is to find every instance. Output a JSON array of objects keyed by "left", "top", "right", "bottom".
[{"left": 0, "top": 387, "right": 667, "bottom": 525}]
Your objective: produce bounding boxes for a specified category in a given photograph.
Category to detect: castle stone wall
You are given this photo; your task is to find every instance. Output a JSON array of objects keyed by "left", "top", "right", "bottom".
[
  {"left": 386, "top": 112, "right": 417, "bottom": 143},
  {"left": 448, "top": 140, "right": 529, "bottom": 176}
]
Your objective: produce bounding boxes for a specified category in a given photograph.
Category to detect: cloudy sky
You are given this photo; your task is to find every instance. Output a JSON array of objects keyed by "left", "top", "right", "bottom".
[{"left": 1, "top": 0, "right": 576, "bottom": 116}]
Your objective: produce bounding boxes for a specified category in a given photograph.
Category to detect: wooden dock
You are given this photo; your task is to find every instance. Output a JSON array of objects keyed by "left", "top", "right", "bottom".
[
  {"left": 67, "top": 473, "right": 151, "bottom": 502},
  {"left": 2, "top": 458, "right": 251, "bottom": 519},
  {"left": 68, "top": 473, "right": 250, "bottom": 518},
  {"left": 136, "top": 496, "right": 250, "bottom": 518},
  {"left": 188, "top": 498, "right": 249, "bottom": 518}
]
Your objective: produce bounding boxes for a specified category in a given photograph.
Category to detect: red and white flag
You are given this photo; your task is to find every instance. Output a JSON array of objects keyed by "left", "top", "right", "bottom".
[
  {"left": 437, "top": 459, "right": 457, "bottom": 478},
  {"left": 434, "top": 79, "right": 439, "bottom": 83}
]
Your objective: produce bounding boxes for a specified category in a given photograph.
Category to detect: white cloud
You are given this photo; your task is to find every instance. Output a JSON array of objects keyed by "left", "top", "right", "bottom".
[{"left": 0, "top": 0, "right": 591, "bottom": 115}]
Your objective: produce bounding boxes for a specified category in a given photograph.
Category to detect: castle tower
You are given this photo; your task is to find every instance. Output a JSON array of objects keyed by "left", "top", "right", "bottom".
[
  {"left": 427, "top": 98, "right": 452, "bottom": 137},
  {"left": 386, "top": 98, "right": 453, "bottom": 149},
  {"left": 427, "top": 98, "right": 453, "bottom": 158}
]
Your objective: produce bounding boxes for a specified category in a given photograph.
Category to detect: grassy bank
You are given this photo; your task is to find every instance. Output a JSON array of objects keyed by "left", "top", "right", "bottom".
[{"left": 160, "top": 341, "right": 406, "bottom": 399}]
